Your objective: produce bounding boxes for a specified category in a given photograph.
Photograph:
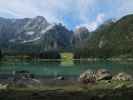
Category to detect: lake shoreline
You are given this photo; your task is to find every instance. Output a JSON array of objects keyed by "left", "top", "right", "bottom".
[
  {"left": 1, "top": 69, "right": 133, "bottom": 100},
  {"left": 1, "top": 85, "right": 133, "bottom": 100}
]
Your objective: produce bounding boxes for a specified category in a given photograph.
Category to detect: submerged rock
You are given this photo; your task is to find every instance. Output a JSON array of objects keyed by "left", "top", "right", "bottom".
[
  {"left": 96, "top": 69, "right": 112, "bottom": 81},
  {"left": 11, "top": 70, "right": 40, "bottom": 87},
  {"left": 79, "top": 70, "right": 96, "bottom": 84},
  {"left": 112, "top": 72, "right": 133, "bottom": 81},
  {"left": 12, "top": 70, "right": 34, "bottom": 80}
]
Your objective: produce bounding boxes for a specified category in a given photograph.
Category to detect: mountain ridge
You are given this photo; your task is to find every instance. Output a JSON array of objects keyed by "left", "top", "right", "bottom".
[
  {"left": 74, "top": 14, "right": 133, "bottom": 58},
  {"left": 0, "top": 16, "right": 73, "bottom": 53},
  {"left": 1, "top": 14, "right": 133, "bottom": 58}
]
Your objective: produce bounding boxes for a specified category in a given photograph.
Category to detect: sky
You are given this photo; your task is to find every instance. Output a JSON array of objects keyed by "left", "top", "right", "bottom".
[{"left": 0, "top": 0, "right": 133, "bottom": 31}]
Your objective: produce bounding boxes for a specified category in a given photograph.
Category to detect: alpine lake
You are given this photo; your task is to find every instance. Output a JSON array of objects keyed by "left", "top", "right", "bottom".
[
  {"left": 1, "top": 57, "right": 133, "bottom": 100},
  {"left": 0, "top": 58, "right": 133, "bottom": 77}
]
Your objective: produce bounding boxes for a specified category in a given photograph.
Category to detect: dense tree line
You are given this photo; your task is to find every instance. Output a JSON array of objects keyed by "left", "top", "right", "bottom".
[
  {"left": 0, "top": 49, "right": 2, "bottom": 60},
  {"left": 73, "top": 47, "right": 133, "bottom": 59},
  {"left": 38, "top": 51, "right": 61, "bottom": 59},
  {"left": 4, "top": 50, "right": 61, "bottom": 60}
]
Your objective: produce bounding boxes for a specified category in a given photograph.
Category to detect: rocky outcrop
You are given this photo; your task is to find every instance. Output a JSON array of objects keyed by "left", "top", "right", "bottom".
[
  {"left": 112, "top": 72, "right": 133, "bottom": 81},
  {"left": 79, "top": 70, "right": 96, "bottom": 84},
  {"left": 0, "top": 16, "right": 73, "bottom": 52},
  {"left": 73, "top": 27, "right": 89, "bottom": 48},
  {"left": 96, "top": 69, "right": 112, "bottom": 81},
  {"left": 74, "top": 27, "right": 89, "bottom": 41},
  {"left": 79, "top": 69, "right": 133, "bottom": 84}
]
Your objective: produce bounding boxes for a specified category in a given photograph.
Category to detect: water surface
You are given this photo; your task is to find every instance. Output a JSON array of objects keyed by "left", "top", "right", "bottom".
[{"left": 0, "top": 60, "right": 133, "bottom": 76}]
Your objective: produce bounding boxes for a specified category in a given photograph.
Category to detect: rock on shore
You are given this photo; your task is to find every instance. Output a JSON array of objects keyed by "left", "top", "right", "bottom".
[
  {"left": 79, "top": 70, "right": 96, "bottom": 84},
  {"left": 112, "top": 72, "right": 133, "bottom": 81},
  {"left": 79, "top": 69, "right": 133, "bottom": 84},
  {"left": 96, "top": 69, "right": 112, "bottom": 81}
]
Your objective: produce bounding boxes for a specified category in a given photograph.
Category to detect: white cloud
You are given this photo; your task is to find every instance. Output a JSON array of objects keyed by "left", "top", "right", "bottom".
[
  {"left": 116, "top": 0, "right": 133, "bottom": 18},
  {"left": 0, "top": 0, "right": 40, "bottom": 17},
  {"left": 88, "top": 13, "right": 105, "bottom": 31},
  {"left": 0, "top": 0, "right": 97, "bottom": 22},
  {"left": 88, "top": 22, "right": 98, "bottom": 31},
  {"left": 77, "top": 13, "right": 105, "bottom": 31},
  {"left": 0, "top": 0, "right": 133, "bottom": 30},
  {"left": 76, "top": 0, "right": 96, "bottom": 22},
  {"left": 96, "top": 13, "right": 105, "bottom": 23}
]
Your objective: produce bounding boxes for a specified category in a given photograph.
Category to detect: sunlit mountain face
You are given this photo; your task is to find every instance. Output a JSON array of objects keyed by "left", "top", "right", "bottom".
[{"left": 0, "top": 16, "right": 74, "bottom": 53}]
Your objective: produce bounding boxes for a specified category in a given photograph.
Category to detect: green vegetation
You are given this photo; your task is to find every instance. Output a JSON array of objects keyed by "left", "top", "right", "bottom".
[
  {"left": 5, "top": 80, "right": 133, "bottom": 91},
  {"left": 61, "top": 53, "right": 73, "bottom": 60},
  {"left": 0, "top": 81, "right": 133, "bottom": 100},
  {"left": 1, "top": 14, "right": 133, "bottom": 59},
  {"left": 74, "top": 14, "right": 133, "bottom": 59},
  {"left": 61, "top": 53, "right": 74, "bottom": 66}
]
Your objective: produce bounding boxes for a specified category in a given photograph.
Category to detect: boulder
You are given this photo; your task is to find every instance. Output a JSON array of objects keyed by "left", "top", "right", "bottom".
[
  {"left": 11, "top": 70, "right": 40, "bottom": 87},
  {"left": 12, "top": 70, "right": 34, "bottom": 81},
  {"left": 56, "top": 76, "right": 65, "bottom": 80},
  {"left": 96, "top": 69, "right": 112, "bottom": 81},
  {"left": 79, "top": 70, "right": 96, "bottom": 84},
  {"left": 112, "top": 72, "right": 133, "bottom": 81}
]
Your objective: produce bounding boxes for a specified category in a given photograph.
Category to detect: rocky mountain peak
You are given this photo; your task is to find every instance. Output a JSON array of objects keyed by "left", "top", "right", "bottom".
[
  {"left": 33, "top": 16, "right": 48, "bottom": 24},
  {"left": 75, "top": 27, "right": 89, "bottom": 35},
  {"left": 0, "top": 16, "right": 74, "bottom": 52}
]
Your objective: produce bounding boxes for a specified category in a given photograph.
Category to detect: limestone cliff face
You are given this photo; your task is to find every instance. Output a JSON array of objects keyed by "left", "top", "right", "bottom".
[{"left": 0, "top": 16, "right": 73, "bottom": 52}]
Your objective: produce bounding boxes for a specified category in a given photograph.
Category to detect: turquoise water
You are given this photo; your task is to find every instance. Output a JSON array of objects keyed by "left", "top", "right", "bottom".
[{"left": 0, "top": 60, "right": 133, "bottom": 76}]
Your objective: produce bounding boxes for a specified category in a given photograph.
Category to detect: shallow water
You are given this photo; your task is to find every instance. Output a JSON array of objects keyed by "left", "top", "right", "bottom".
[{"left": 0, "top": 60, "right": 133, "bottom": 76}]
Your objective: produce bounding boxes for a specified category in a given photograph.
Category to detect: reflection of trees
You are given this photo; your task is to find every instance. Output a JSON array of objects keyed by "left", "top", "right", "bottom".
[
  {"left": 73, "top": 47, "right": 133, "bottom": 59},
  {"left": 39, "top": 51, "right": 61, "bottom": 59},
  {"left": 0, "top": 49, "right": 2, "bottom": 60}
]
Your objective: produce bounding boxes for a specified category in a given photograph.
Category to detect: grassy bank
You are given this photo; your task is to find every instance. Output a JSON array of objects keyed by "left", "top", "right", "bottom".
[
  {"left": 0, "top": 81, "right": 133, "bottom": 100},
  {"left": 0, "top": 87, "right": 133, "bottom": 100}
]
